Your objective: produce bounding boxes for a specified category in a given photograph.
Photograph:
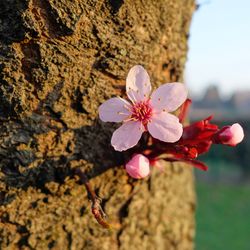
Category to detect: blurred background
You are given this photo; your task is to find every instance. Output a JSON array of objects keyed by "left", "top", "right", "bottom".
[{"left": 185, "top": 0, "right": 250, "bottom": 249}]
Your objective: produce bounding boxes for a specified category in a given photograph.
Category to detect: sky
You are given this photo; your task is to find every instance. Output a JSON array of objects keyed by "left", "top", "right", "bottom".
[{"left": 185, "top": 0, "right": 250, "bottom": 98}]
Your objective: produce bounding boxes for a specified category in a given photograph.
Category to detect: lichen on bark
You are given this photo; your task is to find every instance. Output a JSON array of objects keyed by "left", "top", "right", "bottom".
[{"left": 0, "top": 0, "right": 196, "bottom": 249}]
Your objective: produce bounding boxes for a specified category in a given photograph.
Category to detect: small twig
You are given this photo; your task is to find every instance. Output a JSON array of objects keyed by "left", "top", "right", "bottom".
[
  {"left": 74, "top": 168, "right": 111, "bottom": 229},
  {"left": 161, "top": 157, "right": 208, "bottom": 171}
]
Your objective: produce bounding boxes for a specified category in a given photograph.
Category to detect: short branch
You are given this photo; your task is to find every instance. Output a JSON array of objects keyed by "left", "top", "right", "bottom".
[{"left": 74, "top": 168, "right": 111, "bottom": 229}]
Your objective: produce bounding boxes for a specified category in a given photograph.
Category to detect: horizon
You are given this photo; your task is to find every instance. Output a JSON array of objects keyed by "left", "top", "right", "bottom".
[{"left": 191, "top": 84, "right": 250, "bottom": 101}]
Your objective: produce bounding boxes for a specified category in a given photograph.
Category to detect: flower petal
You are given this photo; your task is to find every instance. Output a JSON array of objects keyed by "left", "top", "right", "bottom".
[
  {"left": 147, "top": 112, "right": 183, "bottom": 143},
  {"left": 111, "top": 121, "right": 144, "bottom": 151},
  {"left": 230, "top": 123, "right": 244, "bottom": 145},
  {"left": 126, "top": 65, "right": 152, "bottom": 102},
  {"left": 151, "top": 82, "right": 188, "bottom": 112},
  {"left": 99, "top": 97, "right": 132, "bottom": 122}
]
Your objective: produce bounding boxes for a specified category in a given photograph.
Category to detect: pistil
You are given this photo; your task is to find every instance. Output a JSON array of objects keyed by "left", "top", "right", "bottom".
[{"left": 130, "top": 101, "right": 153, "bottom": 124}]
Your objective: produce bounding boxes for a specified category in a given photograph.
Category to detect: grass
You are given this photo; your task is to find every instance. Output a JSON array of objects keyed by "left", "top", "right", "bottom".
[{"left": 195, "top": 182, "right": 250, "bottom": 250}]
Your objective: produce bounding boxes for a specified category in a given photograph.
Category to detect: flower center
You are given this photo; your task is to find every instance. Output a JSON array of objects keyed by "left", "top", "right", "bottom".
[{"left": 131, "top": 101, "right": 152, "bottom": 124}]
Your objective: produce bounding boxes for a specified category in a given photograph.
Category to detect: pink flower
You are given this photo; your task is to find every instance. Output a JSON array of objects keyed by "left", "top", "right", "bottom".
[
  {"left": 125, "top": 154, "right": 150, "bottom": 179},
  {"left": 99, "top": 65, "right": 188, "bottom": 151},
  {"left": 213, "top": 123, "right": 244, "bottom": 146}
]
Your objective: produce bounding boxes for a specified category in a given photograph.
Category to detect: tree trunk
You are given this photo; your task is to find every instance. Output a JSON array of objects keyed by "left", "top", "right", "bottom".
[{"left": 0, "top": 0, "right": 196, "bottom": 249}]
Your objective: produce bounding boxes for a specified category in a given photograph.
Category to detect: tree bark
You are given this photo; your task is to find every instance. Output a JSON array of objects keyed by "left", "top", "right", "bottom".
[{"left": 0, "top": 0, "right": 196, "bottom": 249}]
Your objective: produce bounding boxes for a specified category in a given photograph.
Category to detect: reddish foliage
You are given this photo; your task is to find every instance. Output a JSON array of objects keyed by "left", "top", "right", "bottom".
[{"left": 142, "top": 99, "right": 243, "bottom": 171}]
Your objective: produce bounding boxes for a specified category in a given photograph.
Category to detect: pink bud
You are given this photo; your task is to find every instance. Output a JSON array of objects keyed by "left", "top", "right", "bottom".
[
  {"left": 216, "top": 123, "right": 244, "bottom": 146},
  {"left": 125, "top": 154, "right": 150, "bottom": 179}
]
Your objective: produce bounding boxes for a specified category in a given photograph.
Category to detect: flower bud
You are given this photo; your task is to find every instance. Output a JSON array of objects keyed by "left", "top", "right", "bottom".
[
  {"left": 125, "top": 154, "right": 150, "bottom": 179},
  {"left": 214, "top": 123, "right": 244, "bottom": 146}
]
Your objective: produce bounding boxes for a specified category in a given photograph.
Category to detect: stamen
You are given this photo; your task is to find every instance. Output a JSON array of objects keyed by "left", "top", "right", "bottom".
[
  {"left": 123, "top": 104, "right": 131, "bottom": 110},
  {"left": 140, "top": 122, "right": 144, "bottom": 131},
  {"left": 129, "top": 90, "right": 137, "bottom": 104},
  {"left": 117, "top": 97, "right": 132, "bottom": 111},
  {"left": 118, "top": 96, "right": 130, "bottom": 105},
  {"left": 130, "top": 100, "right": 153, "bottom": 125},
  {"left": 123, "top": 117, "right": 136, "bottom": 122},
  {"left": 118, "top": 112, "right": 129, "bottom": 115}
]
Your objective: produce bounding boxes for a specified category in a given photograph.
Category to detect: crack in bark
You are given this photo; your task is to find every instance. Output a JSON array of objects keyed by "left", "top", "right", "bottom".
[
  {"left": 31, "top": 0, "right": 68, "bottom": 38},
  {"left": 20, "top": 41, "right": 41, "bottom": 86}
]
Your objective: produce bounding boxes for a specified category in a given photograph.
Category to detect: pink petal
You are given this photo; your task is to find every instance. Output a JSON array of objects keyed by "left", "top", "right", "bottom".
[
  {"left": 230, "top": 123, "right": 244, "bottom": 145},
  {"left": 150, "top": 82, "right": 188, "bottom": 112},
  {"left": 99, "top": 97, "right": 132, "bottom": 123},
  {"left": 125, "top": 154, "right": 150, "bottom": 179},
  {"left": 219, "top": 123, "right": 244, "bottom": 146},
  {"left": 126, "top": 65, "right": 152, "bottom": 102},
  {"left": 111, "top": 121, "right": 144, "bottom": 151},
  {"left": 147, "top": 112, "right": 183, "bottom": 143}
]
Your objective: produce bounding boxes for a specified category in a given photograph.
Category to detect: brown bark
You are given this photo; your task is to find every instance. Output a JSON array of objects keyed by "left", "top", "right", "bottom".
[{"left": 0, "top": 0, "right": 196, "bottom": 249}]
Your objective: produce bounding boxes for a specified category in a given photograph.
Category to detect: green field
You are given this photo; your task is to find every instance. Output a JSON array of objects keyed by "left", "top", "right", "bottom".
[{"left": 195, "top": 182, "right": 250, "bottom": 250}]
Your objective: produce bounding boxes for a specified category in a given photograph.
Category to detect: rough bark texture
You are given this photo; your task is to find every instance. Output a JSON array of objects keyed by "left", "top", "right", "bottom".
[{"left": 0, "top": 0, "right": 196, "bottom": 249}]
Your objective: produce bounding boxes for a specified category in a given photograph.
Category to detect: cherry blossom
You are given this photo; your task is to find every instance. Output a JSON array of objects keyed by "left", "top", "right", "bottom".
[
  {"left": 99, "top": 65, "right": 188, "bottom": 151},
  {"left": 125, "top": 154, "right": 150, "bottom": 179}
]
